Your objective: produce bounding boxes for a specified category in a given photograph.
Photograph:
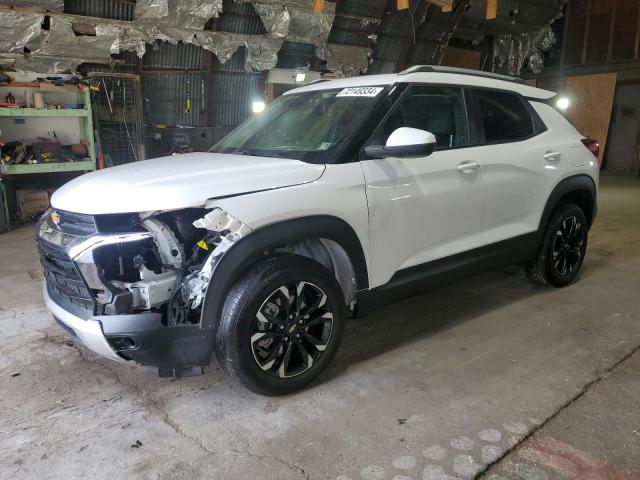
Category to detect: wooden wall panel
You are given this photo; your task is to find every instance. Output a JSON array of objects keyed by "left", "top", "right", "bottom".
[
  {"left": 585, "top": 0, "right": 612, "bottom": 63},
  {"left": 565, "top": 73, "right": 617, "bottom": 163},
  {"left": 611, "top": 0, "right": 640, "bottom": 61},
  {"left": 562, "top": 0, "right": 640, "bottom": 66},
  {"left": 563, "top": 0, "right": 589, "bottom": 65},
  {"left": 440, "top": 47, "right": 481, "bottom": 69}
]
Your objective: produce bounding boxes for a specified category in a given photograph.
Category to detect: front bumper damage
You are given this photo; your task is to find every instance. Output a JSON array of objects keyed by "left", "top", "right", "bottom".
[
  {"left": 37, "top": 207, "right": 251, "bottom": 375},
  {"left": 44, "top": 282, "right": 212, "bottom": 371},
  {"left": 43, "top": 282, "right": 124, "bottom": 362}
]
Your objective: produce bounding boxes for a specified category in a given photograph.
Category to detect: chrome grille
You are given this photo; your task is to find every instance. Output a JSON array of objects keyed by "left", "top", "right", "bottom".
[{"left": 54, "top": 210, "right": 97, "bottom": 236}]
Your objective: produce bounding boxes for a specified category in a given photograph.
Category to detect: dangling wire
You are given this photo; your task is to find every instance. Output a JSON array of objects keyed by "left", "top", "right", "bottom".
[{"left": 409, "top": 2, "right": 416, "bottom": 45}]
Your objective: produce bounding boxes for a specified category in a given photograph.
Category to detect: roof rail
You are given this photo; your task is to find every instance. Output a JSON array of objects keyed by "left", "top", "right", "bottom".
[
  {"left": 306, "top": 79, "right": 331, "bottom": 85},
  {"left": 398, "top": 65, "right": 525, "bottom": 85}
]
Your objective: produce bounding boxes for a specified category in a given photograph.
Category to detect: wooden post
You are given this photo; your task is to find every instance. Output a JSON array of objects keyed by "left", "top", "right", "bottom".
[
  {"left": 581, "top": 0, "right": 593, "bottom": 65},
  {"left": 397, "top": 0, "right": 409, "bottom": 11},
  {"left": 560, "top": 1, "right": 571, "bottom": 66},
  {"left": 607, "top": 0, "right": 617, "bottom": 61},
  {"left": 486, "top": 0, "right": 497, "bottom": 19},
  {"left": 635, "top": 0, "right": 640, "bottom": 59},
  {"left": 313, "top": 0, "right": 325, "bottom": 13},
  {"left": 201, "top": 51, "right": 213, "bottom": 127}
]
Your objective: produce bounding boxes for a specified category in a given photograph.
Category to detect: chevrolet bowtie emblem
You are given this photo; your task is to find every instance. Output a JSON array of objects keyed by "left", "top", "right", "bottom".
[{"left": 50, "top": 210, "right": 60, "bottom": 226}]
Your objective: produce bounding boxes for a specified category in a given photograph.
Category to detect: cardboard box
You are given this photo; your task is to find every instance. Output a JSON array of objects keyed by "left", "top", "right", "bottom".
[{"left": 17, "top": 189, "right": 49, "bottom": 222}]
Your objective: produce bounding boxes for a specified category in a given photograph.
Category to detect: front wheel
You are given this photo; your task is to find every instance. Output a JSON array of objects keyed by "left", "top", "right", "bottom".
[
  {"left": 526, "top": 203, "right": 588, "bottom": 287},
  {"left": 215, "top": 254, "right": 346, "bottom": 395}
]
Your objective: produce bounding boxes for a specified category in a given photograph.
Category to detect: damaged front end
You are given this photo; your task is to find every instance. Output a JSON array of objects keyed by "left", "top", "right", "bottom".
[{"left": 37, "top": 207, "right": 251, "bottom": 376}]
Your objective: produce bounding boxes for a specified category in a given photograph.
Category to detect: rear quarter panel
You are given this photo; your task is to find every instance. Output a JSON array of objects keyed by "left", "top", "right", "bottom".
[{"left": 531, "top": 102, "right": 600, "bottom": 191}]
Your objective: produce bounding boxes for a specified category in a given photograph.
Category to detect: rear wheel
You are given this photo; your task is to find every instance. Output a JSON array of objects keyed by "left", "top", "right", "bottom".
[
  {"left": 215, "top": 254, "right": 345, "bottom": 395},
  {"left": 526, "top": 203, "right": 588, "bottom": 287}
]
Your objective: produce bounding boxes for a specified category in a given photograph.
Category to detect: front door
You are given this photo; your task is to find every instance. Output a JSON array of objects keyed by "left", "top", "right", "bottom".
[{"left": 360, "top": 85, "right": 486, "bottom": 288}]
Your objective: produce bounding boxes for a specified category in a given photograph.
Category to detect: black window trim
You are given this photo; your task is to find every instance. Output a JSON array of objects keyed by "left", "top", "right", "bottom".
[
  {"left": 465, "top": 87, "right": 548, "bottom": 148},
  {"left": 339, "top": 83, "right": 409, "bottom": 164},
  {"left": 360, "top": 82, "right": 473, "bottom": 160},
  {"left": 356, "top": 82, "right": 549, "bottom": 161}
]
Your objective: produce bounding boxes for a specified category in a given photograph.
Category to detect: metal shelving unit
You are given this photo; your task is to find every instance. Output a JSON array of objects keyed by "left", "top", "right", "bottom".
[
  {"left": 0, "top": 159, "right": 95, "bottom": 175},
  {"left": 0, "top": 107, "right": 91, "bottom": 117},
  {"left": 0, "top": 85, "right": 96, "bottom": 176},
  {"left": 0, "top": 83, "right": 96, "bottom": 227}
]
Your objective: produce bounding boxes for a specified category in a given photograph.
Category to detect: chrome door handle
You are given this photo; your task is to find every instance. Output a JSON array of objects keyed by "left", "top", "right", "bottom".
[
  {"left": 457, "top": 161, "right": 480, "bottom": 174},
  {"left": 543, "top": 151, "right": 562, "bottom": 162}
]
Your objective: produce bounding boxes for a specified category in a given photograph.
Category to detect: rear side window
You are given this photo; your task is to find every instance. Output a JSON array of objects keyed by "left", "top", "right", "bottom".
[{"left": 473, "top": 90, "right": 534, "bottom": 143}]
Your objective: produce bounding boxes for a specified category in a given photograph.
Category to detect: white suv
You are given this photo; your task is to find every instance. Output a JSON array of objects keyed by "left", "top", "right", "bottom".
[{"left": 37, "top": 66, "right": 599, "bottom": 395}]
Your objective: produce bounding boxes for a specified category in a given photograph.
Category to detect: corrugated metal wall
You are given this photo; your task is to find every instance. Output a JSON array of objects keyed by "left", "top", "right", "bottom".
[
  {"left": 144, "top": 43, "right": 204, "bottom": 70},
  {"left": 209, "top": 68, "right": 264, "bottom": 126},
  {"left": 142, "top": 71, "right": 204, "bottom": 127},
  {"left": 208, "top": 0, "right": 267, "bottom": 127},
  {"left": 67, "top": 0, "right": 266, "bottom": 130},
  {"left": 64, "top": 0, "right": 134, "bottom": 20},
  {"left": 65, "top": 0, "right": 463, "bottom": 130},
  {"left": 217, "top": 0, "right": 267, "bottom": 34}
]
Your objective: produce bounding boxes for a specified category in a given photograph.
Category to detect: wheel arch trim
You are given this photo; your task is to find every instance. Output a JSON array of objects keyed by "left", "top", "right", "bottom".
[
  {"left": 200, "top": 215, "right": 369, "bottom": 330},
  {"left": 539, "top": 174, "right": 597, "bottom": 234}
]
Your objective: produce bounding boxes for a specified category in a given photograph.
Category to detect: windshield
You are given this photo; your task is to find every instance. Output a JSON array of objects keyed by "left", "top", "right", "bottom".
[{"left": 210, "top": 86, "right": 387, "bottom": 163}]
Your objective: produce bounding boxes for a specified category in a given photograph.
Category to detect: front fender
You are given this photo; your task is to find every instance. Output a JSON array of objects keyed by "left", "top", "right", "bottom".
[{"left": 199, "top": 215, "right": 369, "bottom": 331}]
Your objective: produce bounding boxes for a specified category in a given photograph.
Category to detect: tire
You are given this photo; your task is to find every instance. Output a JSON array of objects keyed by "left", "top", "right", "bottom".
[
  {"left": 215, "top": 254, "right": 346, "bottom": 395},
  {"left": 525, "top": 203, "right": 588, "bottom": 288}
]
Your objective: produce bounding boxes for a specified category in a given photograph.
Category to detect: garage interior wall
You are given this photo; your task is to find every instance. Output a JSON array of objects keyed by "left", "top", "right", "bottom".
[
  {"left": 1, "top": 0, "right": 572, "bottom": 159},
  {"left": 565, "top": 73, "right": 617, "bottom": 165},
  {"left": 536, "top": 73, "right": 617, "bottom": 165},
  {"left": 535, "top": 0, "right": 640, "bottom": 175},
  {"left": 604, "top": 83, "right": 640, "bottom": 175},
  {"left": 58, "top": 0, "right": 484, "bottom": 157}
]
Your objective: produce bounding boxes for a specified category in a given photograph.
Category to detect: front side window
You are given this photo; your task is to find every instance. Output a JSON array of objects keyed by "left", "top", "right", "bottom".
[
  {"left": 473, "top": 90, "right": 534, "bottom": 143},
  {"left": 376, "top": 85, "right": 469, "bottom": 150},
  {"left": 210, "top": 87, "right": 387, "bottom": 163}
]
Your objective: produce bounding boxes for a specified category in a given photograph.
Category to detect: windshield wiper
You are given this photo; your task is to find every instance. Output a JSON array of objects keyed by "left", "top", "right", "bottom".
[
  {"left": 236, "top": 148, "right": 289, "bottom": 158},
  {"left": 235, "top": 148, "right": 264, "bottom": 156}
]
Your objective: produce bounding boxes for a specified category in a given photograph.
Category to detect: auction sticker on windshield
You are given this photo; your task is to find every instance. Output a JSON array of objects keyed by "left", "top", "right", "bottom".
[{"left": 336, "top": 87, "right": 384, "bottom": 97}]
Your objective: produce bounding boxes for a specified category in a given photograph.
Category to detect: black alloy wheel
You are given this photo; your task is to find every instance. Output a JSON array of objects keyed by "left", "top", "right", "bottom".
[
  {"left": 251, "top": 281, "right": 334, "bottom": 378},
  {"left": 215, "top": 254, "right": 346, "bottom": 395},
  {"left": 551, "top": 215, "right": 585, "bottom": 276},
  {"left": 525, "top": 203, "right": 589, "bottom": 287}
]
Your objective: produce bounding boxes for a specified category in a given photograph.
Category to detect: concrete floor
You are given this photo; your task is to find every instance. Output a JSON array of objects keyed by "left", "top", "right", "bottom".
[{"left": 1, "top": 176, "right": 639, "bottom": 480}]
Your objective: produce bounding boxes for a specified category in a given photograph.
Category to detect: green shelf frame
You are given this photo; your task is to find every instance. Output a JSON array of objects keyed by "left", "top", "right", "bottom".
[
  {"left": 0, "top": 107, "right": 90, "bottom": 117},
  {"left": 0, "top": 89, "right": 96, "bottom": 177},
  {"left": 1, "top": 160, "right": 95, "bottom": 175}
]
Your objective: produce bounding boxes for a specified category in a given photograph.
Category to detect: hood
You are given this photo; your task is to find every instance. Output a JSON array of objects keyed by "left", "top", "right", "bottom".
[{"left": 51, "top": 153, "right": 326, "bottom": 215}]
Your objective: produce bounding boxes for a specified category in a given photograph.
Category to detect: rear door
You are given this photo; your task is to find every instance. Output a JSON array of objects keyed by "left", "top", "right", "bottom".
[
  {"left": 467, "top": 88, "right": 566, "bottom": 245},
  {"left": 360, "top": 85, "right": 487, "bottom": 288}
]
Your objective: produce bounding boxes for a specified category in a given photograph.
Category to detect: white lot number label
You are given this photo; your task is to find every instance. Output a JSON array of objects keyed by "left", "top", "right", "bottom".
[{"left": 336, "top": 87, "right": 384, "bottom": 97}]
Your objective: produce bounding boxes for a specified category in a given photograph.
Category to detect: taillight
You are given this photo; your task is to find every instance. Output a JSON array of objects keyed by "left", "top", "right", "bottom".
[{"left": 581, "top": 138, "right": 600, "bottom": 158}]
